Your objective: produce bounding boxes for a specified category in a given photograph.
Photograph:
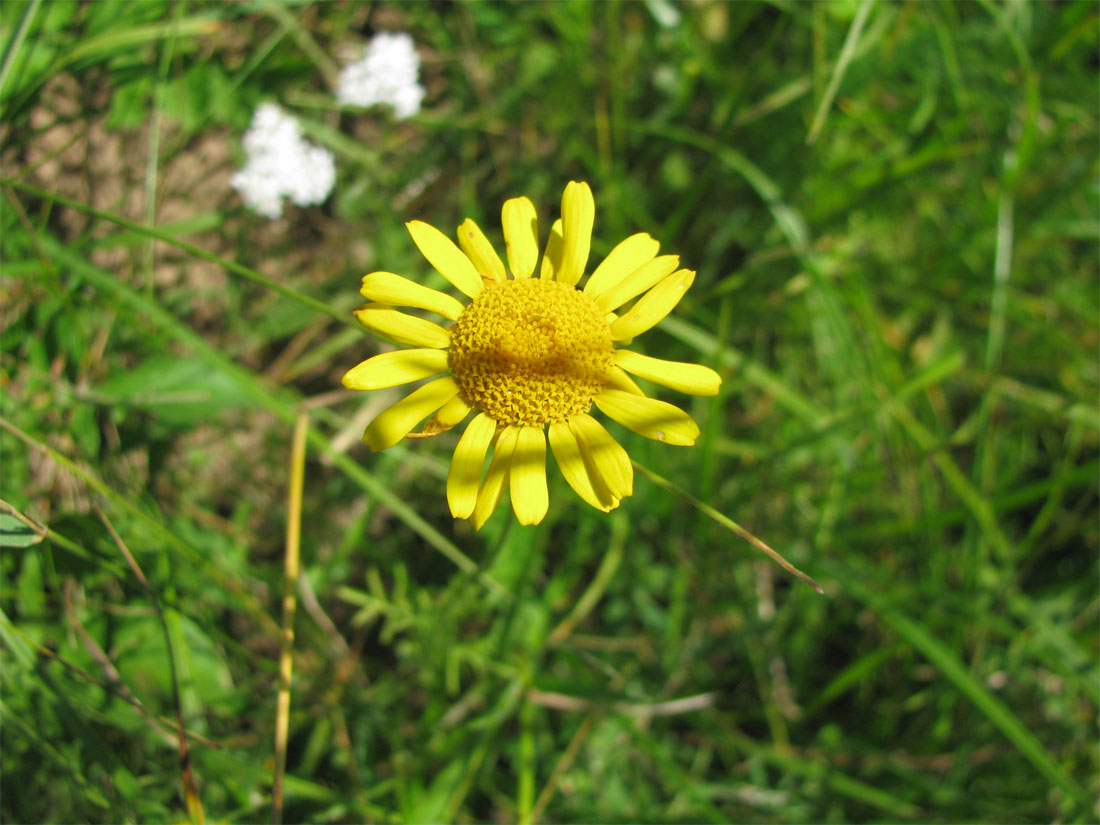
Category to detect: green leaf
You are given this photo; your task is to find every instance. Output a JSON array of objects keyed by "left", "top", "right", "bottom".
[
  {"left": 106, "top": 75, "right": 152, "bottom": 129},
  {"left": 94, "top": 354, "right": 262, "bottom": 425},
  {"left": 404, "top": 758, "right": 465, "bottom": 825},
  {"left": 0, "top": 513, "right": 42, "bottom": 547}
]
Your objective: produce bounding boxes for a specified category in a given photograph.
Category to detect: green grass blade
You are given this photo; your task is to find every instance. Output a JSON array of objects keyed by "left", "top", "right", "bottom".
[
  {"left": 0, "top": 0, "right": 42, "bottom": 100},
  {"left": 840, "top": 573, "right": 1091, "bottom": 811},
  {"left": 4, "top": 180, "right": 352, "bottom": 326},
  {"left": 806, "top": 0, "right": 876, "bottom": 145},
  {"left": 32, "top": 235, "right": 506, "bottom": 597}
]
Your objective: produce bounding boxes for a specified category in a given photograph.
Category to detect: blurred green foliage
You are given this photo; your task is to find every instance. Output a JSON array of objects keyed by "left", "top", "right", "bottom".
[{"left": 1, "top": 0, "right": 1097, "bottom": 822}]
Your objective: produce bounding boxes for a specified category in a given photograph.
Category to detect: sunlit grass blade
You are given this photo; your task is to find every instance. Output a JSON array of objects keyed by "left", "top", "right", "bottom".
[
  {"left": 4, "top": 180, "right": 352, "bottom": 326},
  {"left": 0, "top": 416, "right": 279, "bottom": 635},
  {"left": 0, "top": 0, "right": 43, "bottom": 102},
  {"left": 30, "top": 235, "right": 507, "bottom": 597}
]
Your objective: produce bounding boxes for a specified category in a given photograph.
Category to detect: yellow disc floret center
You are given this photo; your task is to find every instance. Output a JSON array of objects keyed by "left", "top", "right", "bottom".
[{"left": 448, "top": 279, "right": 613, "bottom": 427}]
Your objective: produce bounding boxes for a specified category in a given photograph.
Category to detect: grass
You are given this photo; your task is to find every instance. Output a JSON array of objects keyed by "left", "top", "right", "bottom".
[{"left": 1, "top": 1, "right": 1097, "bottom": 822}]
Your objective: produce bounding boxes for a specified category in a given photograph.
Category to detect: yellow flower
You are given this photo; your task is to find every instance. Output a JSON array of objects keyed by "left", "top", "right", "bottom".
[{"left": 343, "top": 181, "right": 721, "bottom": 529}]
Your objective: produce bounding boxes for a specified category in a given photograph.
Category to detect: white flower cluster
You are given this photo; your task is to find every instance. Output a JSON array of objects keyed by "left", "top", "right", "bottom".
[
  {"left": 230, "top": 103, "right": 336, "bottom": 219},
  {"left": 336, "top": 32, "right": 425, "bottom": 119}
]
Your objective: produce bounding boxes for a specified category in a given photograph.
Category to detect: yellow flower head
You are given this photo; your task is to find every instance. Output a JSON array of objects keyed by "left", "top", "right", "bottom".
[{"left": 343, "top": 181, "right": 721, "bottom": 529}]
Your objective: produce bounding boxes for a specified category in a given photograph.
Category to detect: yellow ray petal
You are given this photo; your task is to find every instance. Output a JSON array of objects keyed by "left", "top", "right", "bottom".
[
  {"left": 408, "top": 394, "right": 472, "bottom": 439},
  {"left": 407, "top": 393, "right": 470, "bottom": 440},
  {"left": 548, "top": 420, "right": 618, "bottom": 512},
  {"left": 609, "top": 269, "right": 696, "bottom": 341},
  {"left": 602, "top": 364, "right": 645, "bottom": 396},
  {"left": 354, "top": 305, "right": 451, "bottom": 349},
  {"left": 363, "top": 377, "right": 459, "bottom": 451},
  {"left": 594, "top": 388, "right": 700, "bottom": 446},
  {"left": 457, "top": 218, "right": 506, "bottom": 283},
  {"left": 614, "top": 350, "right": 722, "bottom": 396},
  {"left": 557, "top": 181, "right": 594, "bottom": 286},
  {"left": 471, "top": 426, "right": 520, "bottom": 530},
  {"left": 435, "top": 395, "right": 472, "bottom": 428},
  {"left": 539, "top": 218, "right": 564, "bottom": 280},
  {"left": 447, "top": 413, "right": 497, "bottom": 519},
  {"left": 510, "top": 426, "right": 549, "bottom": 525},
  {"left": 360, "top": 271, "right": 466, "bottom": 320},
  {"left": 594, "top": 255, "right": 680, "bottom": 312},
  {"left": 342, "top": 349, "right": 449, "bottom": 391},
  {"left": 568, "top": 413, "right": 633, "bottom": 501},
  {"left": 584, "top": 233, "right": 660, "bottom": 297},
  {"left": 406, "top": 220, "right": 484, "bottom": 298},
  {"left": 502, "top": 197, "right": 538, "bottom": 279}
]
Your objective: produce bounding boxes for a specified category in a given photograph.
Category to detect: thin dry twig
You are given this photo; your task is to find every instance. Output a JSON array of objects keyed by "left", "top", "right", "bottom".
[
  {"left": 528, "top": 688, "right": 719, "bottom": 718},
  {"left": 632, "top": 460, "right": 825, "bottom": 594},
  {"left": 529, "top": 714, "right": 596, "bottom": 825},
  {"left": 17, "top": 622, "right": 223, "bottom": 749},
  {"left": 0, "top": 498, "right": 48, "bottom": 543}
]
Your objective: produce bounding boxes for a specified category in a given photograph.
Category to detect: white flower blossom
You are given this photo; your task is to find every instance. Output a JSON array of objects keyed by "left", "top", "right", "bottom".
[
  {"left": 336, "top": 32, "right": 426, "bottom": 119},
  {"left": 231, "top": 103, "right": 336, "bottom": 219}
]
